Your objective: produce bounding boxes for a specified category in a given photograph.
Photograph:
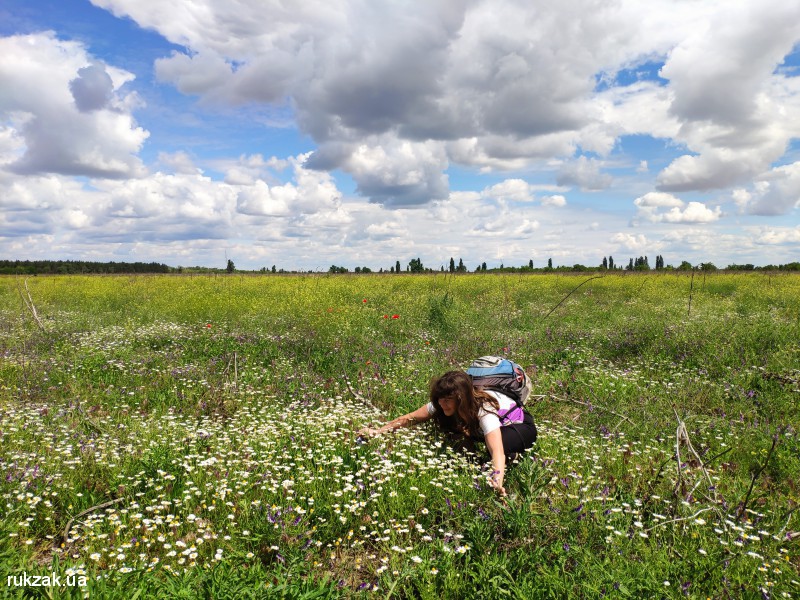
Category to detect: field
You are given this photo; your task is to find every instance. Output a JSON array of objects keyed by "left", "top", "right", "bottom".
[{"left": 1, "top": 272, "right": 799, "bottom": 599}]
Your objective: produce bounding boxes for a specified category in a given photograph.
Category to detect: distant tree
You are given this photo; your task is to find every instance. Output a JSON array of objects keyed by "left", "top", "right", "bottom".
[
  {"left": 408, "top": 258, "right": 424, "bottom": 273},
  {"left": 547, "top": 258, "right": 553, "bottom": 269},
  {"left": 390, "top": 266, "right": 395, "bottom": 273},
  {"left": 678, "top": 260, "right": 693, "bottom": 271},
  {"left": 457, "top": 258, "right": 466, "bottom": 272},
  {"left": 354, "top": 267, "right": 361, "bottom": 273},
  {"left": 699, "top": 262, "right": 717, "bottom": 271},
  {"left": 395, "top": 260, "right": 401, "bottom": 274},
  {"left": 608, "top": 256, "right": 614, "bottom": 270},
  {"left": 449, "top": 257, "right": 455, "bottom": 272},
  {"left": 329, "top": 265, "right": 348, "bottom": 273},
  {"left": 529, "top": 259, "right": 533, "bottom": 269},
  {"left": 481, "top": 262, "right": 487, "bottom": 271},
  {"left": 271, "top": 265, "right": 276, "bottom": 273},
  {"left": 226, "top": 259, "right": 235, "bottom": 273},
  {"left": 627, "top": 258, "right": 634, "bottom": 270},
  {"left": 602, "top": 257, "right": 608, "bottom": 269}
]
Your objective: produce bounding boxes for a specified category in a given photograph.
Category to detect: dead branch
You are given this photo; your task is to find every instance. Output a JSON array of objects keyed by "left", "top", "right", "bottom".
[
  {"left": 672, "top": 407, "right": 718, "bottom": 503},
  {"left": 345, "top": 378, "right": 382, "bottom": 415},
  {"left": 736, "top": 433, "right": 779, "bottom": 523},
  {"left": 63, "top": 497, "right": 124, "bottom": 546},
  {"left": 543, "top": 275, "right": 604, "bottom": 319},
  {"left": 645, "top": 507, "right": 715, "bottom": 533},
  {"left": 17, "top": 278, "right": 46, "bottom": 331},
  {"left": 549, "top": 394, "right": 631, "bottom": 426}
]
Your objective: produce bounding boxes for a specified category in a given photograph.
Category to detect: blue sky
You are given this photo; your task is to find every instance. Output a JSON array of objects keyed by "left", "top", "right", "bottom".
[{"left": 1, "top": 0, "right": 799, "bottom": 270}]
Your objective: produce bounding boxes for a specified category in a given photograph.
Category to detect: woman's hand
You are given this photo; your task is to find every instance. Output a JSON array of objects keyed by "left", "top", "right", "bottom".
[
  {"left": 488, "top": 471, "right": 507, "bottom": 497},
  {"left": 484, "top": 429, "right": 507, "bottom": 497},
  {"left": 357, "top": 426, "right": 381, "bottom": 437},
  {"left": 358, "top": 405, "right": 432, "bottom": 438}
]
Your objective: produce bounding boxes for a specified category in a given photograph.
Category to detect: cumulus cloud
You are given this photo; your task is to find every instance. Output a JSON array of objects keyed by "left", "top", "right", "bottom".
[
  {"left": 83, "top": 0, "right": 800, "bottom": 207},
  {"left": 0, "top": 33, "right": 147, "bottom": 178},
  {"left": 541, "top": 194, "right": 567, "bottom": 207},
  {"left": 69, "top": 63, "right": 114, "bottom": 112},
  {"left": 556, "top": 156, "right": 613, "bottom": 191},
  {"left": 654, "top": 1, "right": 800, "bottom": 192},
  {"left": 611, "top": 232, "right": 649, "bottom": 252},
  {"left": 634, "top": 192, "right": 721, "bottom": 223},
  {"left": 634, "top": 192, "right": 684, "bottom": 208},
  {"left": 482, "top": 179, "right": 535, "bottom": 203},
  {"left": 732, "top": 162, "right": 800, "bottom": 216},
  {"left": 235, "top": 155, "right": 341, "bottom": 216},
  {"left": 749, "top": 225, "right": 800, "bottom": 245},
  {"left": 336, "top": 138, "right": 449, "bottom": 207}
]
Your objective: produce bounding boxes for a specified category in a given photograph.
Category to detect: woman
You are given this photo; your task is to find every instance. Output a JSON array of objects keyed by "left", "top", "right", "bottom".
[{"left": 360, "top": 370, "right": 537, "bottom": 496}]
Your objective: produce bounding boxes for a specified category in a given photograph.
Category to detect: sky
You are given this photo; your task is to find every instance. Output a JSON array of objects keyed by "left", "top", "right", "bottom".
[{"left": 1, "top": 0, "right": 799, "bottom": 271}]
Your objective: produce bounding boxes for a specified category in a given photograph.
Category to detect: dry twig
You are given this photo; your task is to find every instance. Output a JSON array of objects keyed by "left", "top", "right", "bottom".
[
  {"left": 672, "top": 407, "right": 718, "bottom": 503},
  {"left": 549, "top": 394, "right": 631, "bottom": 425},
  {"left": 17, "top": 278, "right": 46, "bottom": 331},
  {"left": 63, "top": 498, "right": 124, "bottom": 546},
  {"left": 543, "top": 275, "right": 604, "bottom": 319}
]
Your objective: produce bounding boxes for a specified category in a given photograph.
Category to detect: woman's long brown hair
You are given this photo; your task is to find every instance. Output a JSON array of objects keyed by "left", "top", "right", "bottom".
[{"left": 429, "top": 371, "right": 499, "bottom": 438}]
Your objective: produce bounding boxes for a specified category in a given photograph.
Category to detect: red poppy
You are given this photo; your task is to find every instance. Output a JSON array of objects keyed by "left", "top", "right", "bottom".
[
  {"left": 391, "top": 314, "right": 400, "bottom": 319},
  {"left": 206, "top": 323, "right": 212, "bottom": 328},
  {"left": 362, "top": 298, "right": 368, "bottom": 303},
  {"left": 383, "top": 315, "right": 389, "bottom": 319}
]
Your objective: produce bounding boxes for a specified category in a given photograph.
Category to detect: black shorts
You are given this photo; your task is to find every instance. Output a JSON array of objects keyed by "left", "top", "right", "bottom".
[{"left": 499, "top": 411, "right": 537, "bottom": 456}]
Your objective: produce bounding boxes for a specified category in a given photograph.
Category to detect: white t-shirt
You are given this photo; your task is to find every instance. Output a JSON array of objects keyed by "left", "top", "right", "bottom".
[{"left": 426, "top": 390, "right": 524, "bottom": 436}]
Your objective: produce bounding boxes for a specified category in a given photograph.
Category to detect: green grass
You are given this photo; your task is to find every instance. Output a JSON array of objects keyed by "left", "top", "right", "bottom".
[{"left": 0, "top": 272, "right": 799, "bottom": 598}]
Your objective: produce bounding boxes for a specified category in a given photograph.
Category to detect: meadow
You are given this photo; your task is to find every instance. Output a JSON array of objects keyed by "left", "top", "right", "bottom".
[{"left": 0, "top": 272, "right": 798, "bottom": 599}]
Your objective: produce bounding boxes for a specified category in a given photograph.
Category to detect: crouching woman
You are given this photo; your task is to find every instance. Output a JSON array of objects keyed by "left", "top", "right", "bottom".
[{"left": 360, "top": 370, "right": 537, "bottom": 496}]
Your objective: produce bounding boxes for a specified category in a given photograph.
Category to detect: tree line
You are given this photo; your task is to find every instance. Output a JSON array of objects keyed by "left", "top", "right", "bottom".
[
  {"left": 326, "top": 256, "right": 800, "bottom": 274},
  {"left": 4, "top": 257, "right": 798, "bottom": 276},
  {"left": 0, "top": 260, "right": 173, "bottom": 275}
]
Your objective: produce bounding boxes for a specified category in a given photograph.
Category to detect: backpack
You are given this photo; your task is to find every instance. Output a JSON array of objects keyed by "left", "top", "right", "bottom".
[{"left": 466, "top": 356, "right": 531, "bottom": 407}]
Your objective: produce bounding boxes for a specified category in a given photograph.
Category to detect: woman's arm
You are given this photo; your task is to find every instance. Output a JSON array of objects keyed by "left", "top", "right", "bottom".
[
  {"left": 484, "top": 428, "right": 507, "bottom": 496},
  {"left": 360, "top": 404, "right": 432, "bottom": 437}
]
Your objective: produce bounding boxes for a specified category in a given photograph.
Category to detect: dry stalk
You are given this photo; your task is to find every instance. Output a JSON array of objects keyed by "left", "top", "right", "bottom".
[
  {"left": 346, "top": 378, "right": 382, "bottom": 415},
  {"left": 736, "top": 433, "right": 779, "bottom": 523},
  {"left": 17, "top": 278, "right": 46, "bottom": 331},
  {"left": 549, "top": 394, "right": 631, "bottom": 426},
  {"left": 645, "top": 507, "right": 715, "bottom": 533},
  {"left": 543, "top": 275, "right": 604, "bottom": 319},
  {"left": 672, "top": 407, "right": 718, "bottom": 503},
  {"left": 63, "top": 497, "right": 124, "bottom": 546}
]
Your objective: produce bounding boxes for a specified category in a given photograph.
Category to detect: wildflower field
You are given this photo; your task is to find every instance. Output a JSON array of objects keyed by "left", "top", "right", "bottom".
[{"left": 1, "top": 272, "right": 798, "bottom": 599}]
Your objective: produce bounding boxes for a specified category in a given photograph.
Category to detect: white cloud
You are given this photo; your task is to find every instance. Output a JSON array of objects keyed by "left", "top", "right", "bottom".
[
  {"left": 83, "top": 0, "right": 800, "bottom": 207},
  {"left": 611, "top": 232, "right": 650, "bottom": 252},
  {"left": 733, "top": 162, "right": 800, "bottom": 216},
  {"left": 634, "top": 192, "right": 684, "bottom": 208},
  {"left": 556, "top": 156, "right": 613, "bottom": 191},
  {"left": 541, "top": 194, "right": 567, "bottom": 207},
  {"left": 0, "top": 33, "right": 148, "bottom": 178},
  {"left": 235, "top": 180, "right": 292, "bottom": 217},
  {"left": 660, "top": 201, "right": 722, "bottom": 223},
  {"left": 482, "top": 179, "right": 535, "bottom": 203},
  {"left": 749, "top": 225, "right": 800, "bottom": 245},
  {"left": 634, "top": 192, "right": 721, "bottom": 223},
  {"left": 330, "top": 137, "right": 449, "bottom": 206}
]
